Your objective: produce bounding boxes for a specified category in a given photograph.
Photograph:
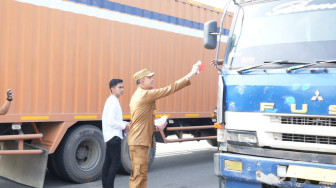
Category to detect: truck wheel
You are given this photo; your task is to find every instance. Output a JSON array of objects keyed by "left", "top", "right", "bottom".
[
  {"left": 47, "top": 153, "right": 65, "bottom": 179},
  {"left": 201, "top": 130, "right": 218, "bottom": 147},
  {"left": 207, "top": 139, "right": 218, "bottom": 147},
  {"left": 119, "top": 134, "right": 156, "bottom": 174},
  {"left": 54, "top": 124, "right": 105, "bottom": 183}
]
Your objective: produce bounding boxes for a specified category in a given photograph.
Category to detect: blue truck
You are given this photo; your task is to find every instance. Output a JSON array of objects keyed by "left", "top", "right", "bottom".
[{"left": 204, "top": 0, "right": 336, "bottom": 187}]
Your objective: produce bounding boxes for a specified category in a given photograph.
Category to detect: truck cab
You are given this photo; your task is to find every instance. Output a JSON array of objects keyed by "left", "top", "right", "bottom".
[{"left": 205, "top": 0, "right": 336, "bottom": 187}]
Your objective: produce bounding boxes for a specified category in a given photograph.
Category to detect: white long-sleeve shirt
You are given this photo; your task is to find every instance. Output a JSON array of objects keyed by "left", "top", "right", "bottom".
[{"left": 102, "top": 95, "right": 127, "bottom": 142}]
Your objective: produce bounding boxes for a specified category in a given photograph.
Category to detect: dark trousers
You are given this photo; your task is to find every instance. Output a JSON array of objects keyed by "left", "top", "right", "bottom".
[{"left": 102, "top": 136, "right": 122, "bottom": 188}]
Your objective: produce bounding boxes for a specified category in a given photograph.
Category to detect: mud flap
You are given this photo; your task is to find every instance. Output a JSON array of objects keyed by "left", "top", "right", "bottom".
[{"left": 0, "top": 141, "right": 48, "bottom": 188}]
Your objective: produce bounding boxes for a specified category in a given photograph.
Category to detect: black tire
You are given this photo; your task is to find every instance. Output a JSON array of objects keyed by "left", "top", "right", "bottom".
[
  {"left": 47, "top": 153, "right": 65, "bottom": 179},
  {"left": 53, "top": 124, "right": 105, "bottom": 183},
  {"left": 207, "top": 139, "right": 218, "bottom": 147},
  {"left": 201, "top": 130, "right": 218, "bottom": 147},
  {"left": 119, "top": 134, "right": 156, "bottom": 174}
]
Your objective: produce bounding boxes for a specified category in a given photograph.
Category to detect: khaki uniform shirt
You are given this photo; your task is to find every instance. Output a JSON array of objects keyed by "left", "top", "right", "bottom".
[{"left": 128, "top": 76, "right": 191, "bottom": 147}]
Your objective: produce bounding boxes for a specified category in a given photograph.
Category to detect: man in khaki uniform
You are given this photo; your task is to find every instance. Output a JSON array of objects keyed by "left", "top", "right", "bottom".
[{"left": 128, "top": 62, "right": 201, "bottom": 188}]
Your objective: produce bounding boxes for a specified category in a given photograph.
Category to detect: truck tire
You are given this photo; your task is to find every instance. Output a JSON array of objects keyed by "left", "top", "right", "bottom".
[
  {"left": 53, "top": 124, "right": 105, "bottom": 183},
  {"left": 207, "top": 139, "right": 218, "bottom": 147},
  {"left": 119, "top": 134, "right": 156, "bottom": 174},
  {"left": 47, "top": 153, "right": 65, "bottom": 179},
  {"left": 201, "top": 130, "right": 218, "bottom": 147}
]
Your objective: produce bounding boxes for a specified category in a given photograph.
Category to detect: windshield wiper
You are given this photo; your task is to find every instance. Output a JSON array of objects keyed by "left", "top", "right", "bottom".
[
  {"left": 318, "top": 60, "right": 336, "bottom": 63},
  {"left": 286, "top": 60, "right": 336, "bottom": 73},
  {"left": 237, "top": 60, "right": 308, "bottom": 74}
]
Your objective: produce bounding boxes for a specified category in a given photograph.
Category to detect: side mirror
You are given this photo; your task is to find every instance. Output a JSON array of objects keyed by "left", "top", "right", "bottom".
[{"left": 203, "top": 20, "right": 218, "bottom": 49}]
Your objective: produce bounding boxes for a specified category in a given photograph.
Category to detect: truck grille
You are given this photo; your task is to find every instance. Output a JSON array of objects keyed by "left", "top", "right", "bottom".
[
  {"left": 282, "top": 134, "right": 336, "bottom": 145},
  {"left": 270, "top": 116, "right": 336, "bottom": 145},
  {"left": 281, "top": 116, "right": 336, "bottom": 127}
]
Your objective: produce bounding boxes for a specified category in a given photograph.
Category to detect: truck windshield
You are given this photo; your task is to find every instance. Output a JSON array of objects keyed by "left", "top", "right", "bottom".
[{"left": 228, "top": 0, "right": 336, "bottom": 68}]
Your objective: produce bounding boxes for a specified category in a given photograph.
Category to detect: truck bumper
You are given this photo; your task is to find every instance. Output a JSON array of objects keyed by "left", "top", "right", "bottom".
[{"left": 214, "top": 152, "right": 336, "bottom": 188}]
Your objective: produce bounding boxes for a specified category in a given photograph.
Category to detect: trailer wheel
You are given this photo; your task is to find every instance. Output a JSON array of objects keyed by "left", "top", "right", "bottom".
[
  {"left": 54, "top": 124, "right": 105, "bottom": 183},
  {"left": 207, "top": 139, "right": 218, "bottom": 147},
  {"left": 119, "top": 134, "right": 156, "bottom": 174},
  {"left": 201, "top": 130, "right": 218, "bottom": 147},
  {"left": 47, "top": 153, "right": 65, "bottom": 179}
]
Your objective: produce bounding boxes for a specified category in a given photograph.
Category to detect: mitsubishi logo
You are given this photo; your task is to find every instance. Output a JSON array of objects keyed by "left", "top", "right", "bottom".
[{"left": 311, "top": 90, "right": 323, "bottom": 101}]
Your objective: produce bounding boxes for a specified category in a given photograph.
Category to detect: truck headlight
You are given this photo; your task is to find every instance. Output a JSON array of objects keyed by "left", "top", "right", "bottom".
[{"left": 227, "top": 130, "right": 258, "bottom": 146}]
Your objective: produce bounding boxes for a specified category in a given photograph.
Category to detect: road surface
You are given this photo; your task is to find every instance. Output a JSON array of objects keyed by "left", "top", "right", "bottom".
[{"left": 0, "top": 136, "right": 218, "bottom": 188}]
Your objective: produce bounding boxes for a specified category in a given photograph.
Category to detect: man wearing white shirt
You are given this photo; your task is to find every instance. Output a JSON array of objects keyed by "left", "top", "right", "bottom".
[{"left": 102, "top": 79, "right": 130, "bottom": 188}]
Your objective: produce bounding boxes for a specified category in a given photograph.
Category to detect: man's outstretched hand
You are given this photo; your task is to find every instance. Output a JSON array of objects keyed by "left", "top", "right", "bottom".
[
  {"left": 210, "top": 59, "right": 223, "bottom": 68},
  {"left": 186, "top": 60, "right": 202, "bottom": 79}
]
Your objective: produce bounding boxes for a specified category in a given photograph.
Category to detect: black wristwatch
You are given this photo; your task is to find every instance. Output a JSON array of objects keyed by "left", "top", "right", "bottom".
[{"left": 7, "top": 90, "right": 13, "bottom": 101}]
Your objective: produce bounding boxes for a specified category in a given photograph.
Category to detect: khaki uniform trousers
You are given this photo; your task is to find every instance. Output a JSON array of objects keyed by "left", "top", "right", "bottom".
[{"left": 129, "top": 145, "right": 149, "bottom": 188}]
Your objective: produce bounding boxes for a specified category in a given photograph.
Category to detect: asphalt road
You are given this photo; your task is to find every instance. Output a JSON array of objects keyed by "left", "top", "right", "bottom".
[{"left": 0, "top": 137, "right": 219, "bottom": 188}]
